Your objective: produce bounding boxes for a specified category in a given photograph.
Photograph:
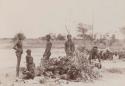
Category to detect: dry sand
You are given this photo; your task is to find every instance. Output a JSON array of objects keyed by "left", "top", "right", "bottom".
[
  {"left": 0, "top": 60, "right": 125, "bottom": 86},
  {"left": 0, "top": 48, "right": 125, "bottom": 86}
]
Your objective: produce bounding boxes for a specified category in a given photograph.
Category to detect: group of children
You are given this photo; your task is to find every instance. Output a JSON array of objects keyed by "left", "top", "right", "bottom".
[{"left": 13, "top": 34, "right": 76, "bottom": 80}]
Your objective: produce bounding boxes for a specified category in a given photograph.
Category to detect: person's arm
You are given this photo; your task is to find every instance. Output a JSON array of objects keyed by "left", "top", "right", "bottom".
[{"left": 13, "top": 42, "right": 17, "bottom": 50}]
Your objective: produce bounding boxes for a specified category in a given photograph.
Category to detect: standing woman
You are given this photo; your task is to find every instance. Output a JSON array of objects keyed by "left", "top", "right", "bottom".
[{"left": 13, "top": 34, "right": 23, "bottom": 77}]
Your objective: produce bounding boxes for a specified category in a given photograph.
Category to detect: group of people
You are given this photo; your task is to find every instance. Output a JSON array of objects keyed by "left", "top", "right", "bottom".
[
  {"left": 13, "top": 34, "right": 77, "bottom": 79},
  {"left": 13, "top": 33, "right": 105, "bottom": 80}
]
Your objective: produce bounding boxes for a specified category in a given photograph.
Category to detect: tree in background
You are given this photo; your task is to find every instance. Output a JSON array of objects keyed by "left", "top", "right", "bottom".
[
  {"left": 97, "top": 33, "right": 117, "bottom": 47},
  {"left": 56, "top": 34, "right": 65, "bottom": 40},
  {"left": 77, "top": 23, "right": 88, "bottom": 39},
  {"left": 77, "top": 23, "right": 93, "bottom": 44},
  {"left": 39, "top": 33, "right": 65, "bottom": 40},
  {"left": 39, "top": 36, "right": 46, "bottom": 40}
]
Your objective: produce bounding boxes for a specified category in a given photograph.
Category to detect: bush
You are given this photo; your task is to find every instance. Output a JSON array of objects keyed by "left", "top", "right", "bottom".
[
  {"left": 38, "top": 48, "right": 101, "bottom": 82},
  {"left": 56, "top": 34, "right": 65, "bottom": 40}
]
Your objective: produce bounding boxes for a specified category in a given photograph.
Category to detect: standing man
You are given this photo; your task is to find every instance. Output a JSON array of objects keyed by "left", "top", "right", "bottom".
[
  {"left": 65, "top": 34, "right": 75, "bottom": 57},
  {"left": 43, "top": 35, "right": 52, "bottom": 60},
  {"left": 13, "top": 37, "right": 23, "bottom": 77}
]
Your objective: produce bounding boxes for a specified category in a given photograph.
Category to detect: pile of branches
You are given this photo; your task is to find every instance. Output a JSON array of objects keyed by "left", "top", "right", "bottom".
[{"left": 37, "top": 49, "right": 101, "bottom": 81}]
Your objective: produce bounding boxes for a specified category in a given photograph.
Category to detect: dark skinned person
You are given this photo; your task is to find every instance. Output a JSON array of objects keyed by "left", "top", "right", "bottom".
[
  {"left": 65, "top": 34, "right": 75, "bottom": 57},
  {"left": 23, "top": 49, "right": 35, "bottom": 79},
  {"left": 39, "top": 35, "right": 52, "bottom": 76},
  {"left": 13, "top": 37, "right": 23, "bottom": 77},
  {"left": 43, "top": 35, "right": 52, "bottom": 60},
  {"left": 89, "top": 46, "right": 102, "bottom": 69}
]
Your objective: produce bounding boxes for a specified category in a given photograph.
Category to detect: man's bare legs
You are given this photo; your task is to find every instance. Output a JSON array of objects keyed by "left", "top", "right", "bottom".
[{"left": 16, "top": 53, "right": 22, "bottom": 77}]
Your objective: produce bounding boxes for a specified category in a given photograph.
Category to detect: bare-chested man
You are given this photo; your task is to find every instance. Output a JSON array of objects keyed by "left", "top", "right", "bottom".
[
  {"left": 13, "top": 37, "right": 23, "bottom": 77},
  {"left": 65, "top": 34, "right": 75, "bottom": 57},
  {"left": 43, "top": 35, "right": 52, "bottom": 60}
]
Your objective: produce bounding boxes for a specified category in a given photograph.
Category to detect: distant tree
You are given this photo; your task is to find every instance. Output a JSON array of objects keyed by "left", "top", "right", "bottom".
[
  {"left": 56, "top": 34, "right": 65, "bottom": 40},
  {"left": 39, "top": 36, "right": 46, "bottom": 40},
  {"left": 12, "top": 33, "right": 26, "bottom": 42},
  {"left": 77, "top": 23, "right": 88, "bottom": 38},
  {"left": 98, "top": 34, "right": 108, "bottom": 46},
  {"left": 77, "top": 23, "right": 93, "bottom": 42},
  {"left": 98, "top": 33, "right": 117, "bottom": 47}
]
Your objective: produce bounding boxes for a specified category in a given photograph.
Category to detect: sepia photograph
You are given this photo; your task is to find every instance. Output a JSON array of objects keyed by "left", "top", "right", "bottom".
[{"left": 0, "top": 0, "right": 125, "bottom": 86}]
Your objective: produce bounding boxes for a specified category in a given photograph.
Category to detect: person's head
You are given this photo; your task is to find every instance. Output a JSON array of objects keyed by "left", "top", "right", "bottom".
[
  {"left": 46, "top": 35, "right": 51, "bottom": 41},
  {"left": 17, "top": 34, "right": 23, "bottom": 41},
  {"left": 26, "top": 49, "right": 31, "bottom": 55},
  {"left": 67, "top": 34, "right": 72, "bottom": 40}
]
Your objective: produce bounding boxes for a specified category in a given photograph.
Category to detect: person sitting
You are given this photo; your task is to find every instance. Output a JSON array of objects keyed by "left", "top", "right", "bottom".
[
  {"left": 89, "top": 46, "right": 101, "bottom": 69},
  {"left": 23, "top": 49, "right": 35, "bottom": 79}
]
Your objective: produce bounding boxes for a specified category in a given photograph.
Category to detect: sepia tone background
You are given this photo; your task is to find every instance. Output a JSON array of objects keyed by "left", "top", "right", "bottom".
[
  {"left": 0, "top": 0, "right": 125, "bottom": 86},
  {"left": 0, "top": 0, "right": 125, "bottom": 38}
]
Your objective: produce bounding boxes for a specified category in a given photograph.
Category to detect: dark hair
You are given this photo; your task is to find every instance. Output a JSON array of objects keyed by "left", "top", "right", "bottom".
[
  {"left": 67, "top": 34, "right": 72, "bottom": 38},
  {"left": 46, "top": 34, "right": 51, "bottom": 39},
  {"left": 26, "top": 49, "right": 31, "bottom": 53}
]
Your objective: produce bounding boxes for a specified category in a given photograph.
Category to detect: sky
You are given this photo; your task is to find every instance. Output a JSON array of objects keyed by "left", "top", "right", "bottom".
[{"left": 0, "top": 0, "right": 125, "bottom": 38}]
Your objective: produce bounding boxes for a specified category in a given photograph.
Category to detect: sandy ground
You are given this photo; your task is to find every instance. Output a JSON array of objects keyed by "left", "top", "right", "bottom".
[
  {"left": 0, "top": 60, "right": 125, "bottom": 86},
  {"left": 0, "top": 48, "right": 125, "bottom": 86}
]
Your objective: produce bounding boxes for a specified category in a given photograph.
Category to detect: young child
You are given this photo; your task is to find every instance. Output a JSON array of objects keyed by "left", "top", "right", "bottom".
[{"left": 23, "top": 49, "right": 35, "bottom": 79}]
